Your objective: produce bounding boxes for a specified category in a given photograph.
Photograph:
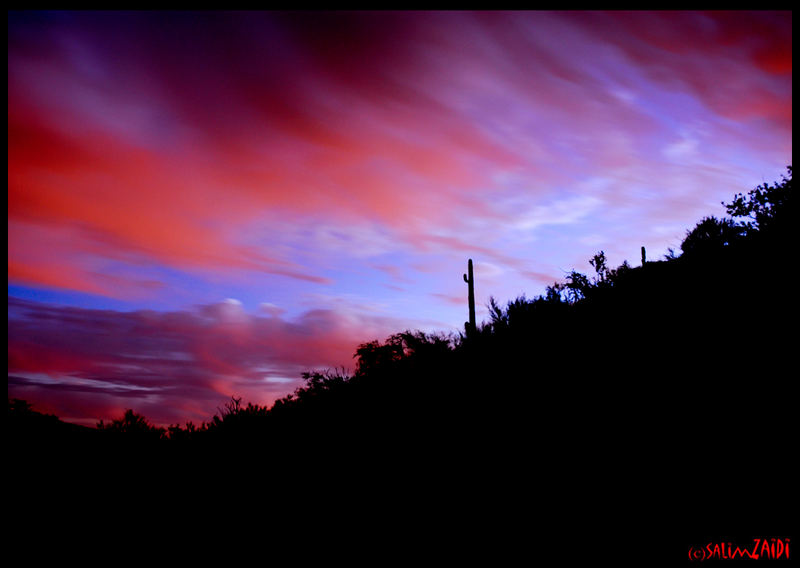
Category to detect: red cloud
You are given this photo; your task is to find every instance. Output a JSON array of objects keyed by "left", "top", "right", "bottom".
[
  {"left": 9, "top": 11, "right": 790, "bottom": 300},
  {"left": 571, "top": 11, "right": 792, "bottom": 128},
  {"left": 8, "top": 297, "right": 407, "bottom": 426},
  {"left": 7, "top": 12, "right": 792, "bottom": 431}
]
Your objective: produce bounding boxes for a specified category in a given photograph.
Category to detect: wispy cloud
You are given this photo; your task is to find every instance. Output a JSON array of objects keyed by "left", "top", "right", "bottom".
[
  {"left": 7, "top": 297, "right": 408, "bottom": 425},
  {"left": 9, "top": 11, "right": 789, "bottom": 299},
  {"left": 7, "top": 11, "right": 791, "bottom": 424}
]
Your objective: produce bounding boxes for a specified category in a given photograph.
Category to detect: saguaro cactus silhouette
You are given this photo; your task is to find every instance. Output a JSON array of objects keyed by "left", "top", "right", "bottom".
[
  {"left": 641, "top": 246, "right": 647, "bottom": 266},
  {"left": 463, "top": 258, "right": 476, "bottom": 335}
]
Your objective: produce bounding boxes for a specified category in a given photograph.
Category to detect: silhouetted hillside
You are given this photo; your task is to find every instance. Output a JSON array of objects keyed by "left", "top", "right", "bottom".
[
  {"left": 8, "top": 397, "right": 98, "bottom": 444},
  {"left": 8, "top": 167, "right": 793, "bottom": 557}
]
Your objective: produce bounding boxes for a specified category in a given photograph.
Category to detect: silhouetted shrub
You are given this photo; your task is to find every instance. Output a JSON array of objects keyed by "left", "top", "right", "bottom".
[
  {"left": 724, "top": 165, "right": 793, "bottom": 235},
  {"left": 97, "top": 408, "right": 166, "bottom": 443},
  {"left": 8, "top": 166, "right": 793, "bottom": 478},
  {"left": 681, "top": 215, "right": 745, "bottom": 255}
]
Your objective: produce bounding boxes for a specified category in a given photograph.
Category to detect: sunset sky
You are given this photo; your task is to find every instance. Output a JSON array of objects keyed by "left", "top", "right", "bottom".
[{"left": 8, "top": 11, "right": 792, "bottom": 426}]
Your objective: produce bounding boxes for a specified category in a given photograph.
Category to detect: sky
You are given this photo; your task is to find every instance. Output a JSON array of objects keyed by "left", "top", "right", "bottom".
[{"left": 8, "top": 11, "right": 792, "bottom": 427}]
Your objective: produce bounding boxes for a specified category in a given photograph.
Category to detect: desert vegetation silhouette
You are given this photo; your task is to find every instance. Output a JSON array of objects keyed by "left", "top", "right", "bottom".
[
  {"left": 10, "top": 166, "right": 793, "bottom": 444},
  {"left": 8, "top": 167, "right": 794, "bottom": 547}
]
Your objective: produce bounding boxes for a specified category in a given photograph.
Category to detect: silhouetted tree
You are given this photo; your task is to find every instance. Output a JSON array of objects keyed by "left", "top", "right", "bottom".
[
  {"left": 166, "top": 421, "right": 198, "bottom": 442},
  {"left": 680, "top": 215, "right": 745, "bottom": 256},
  {"left": 565, "top": 269, "right": 592, "bottom": 303},
  {"left": 589, "top": 250, "right": 609, "bottom": 282},
  {"left": 8, "top": 397, "right": 62, "bottom": 439},
  {"left": 8, "top": 397, "right": 35, "bottom": 415},
  {"left": 559, "top": 250, "right": 632, "bottom": 303},
  {"left": 97, "top": 409, "right": 166, "bottom": 442},
  {"left": 202, "top": 396, "right": 271, "bottom": 441},
  {"left": 724, "top": 165, "right": 792, "bottom": 235},
  {"left": 354, "top": 335, "right": 407, "bottom": 377}
]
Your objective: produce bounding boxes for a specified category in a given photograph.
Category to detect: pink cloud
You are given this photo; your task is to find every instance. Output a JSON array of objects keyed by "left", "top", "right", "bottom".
[
  {"left": 7, "top": 11, "right": 792, "bottom": 428},
  {"left": 7, "top": 297, "right": 408, "bottom": 426},
  {"left": 570, "top": 11, "right": 791, "bottom": 129},
  {"left": 8, "top": 14, "right": 524, "bottom": 295},
  {"left": 9, "top": 12, "right": 790, "bottom": 299}
]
